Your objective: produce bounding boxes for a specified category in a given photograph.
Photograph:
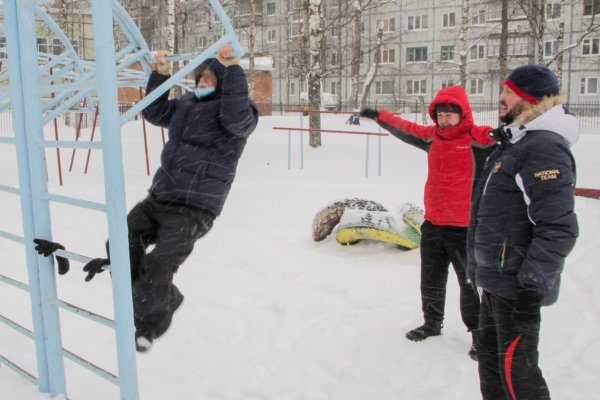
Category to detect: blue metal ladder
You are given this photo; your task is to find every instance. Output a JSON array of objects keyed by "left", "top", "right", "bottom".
[{"left": 0, "top": 1, "right": 242, "bottom": 398}]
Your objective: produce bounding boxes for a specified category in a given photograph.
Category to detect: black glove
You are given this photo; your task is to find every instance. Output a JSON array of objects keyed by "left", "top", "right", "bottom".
[
  {"left": 360, "top": 107, "right": 379, "bottom": 120},
  {"left": 33, "top": 238, "right": 70, "bottom": 275},
  {"left": 83, "top": 258, "right": 110, "bottom": 282},
  {"left": 511, "top": 287, "right": 544, "bottom": 329}
]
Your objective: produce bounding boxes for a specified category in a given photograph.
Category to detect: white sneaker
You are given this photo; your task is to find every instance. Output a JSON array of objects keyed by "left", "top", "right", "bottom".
[{"left": 136, "top": 335, "right": 153, "bottom": 352}]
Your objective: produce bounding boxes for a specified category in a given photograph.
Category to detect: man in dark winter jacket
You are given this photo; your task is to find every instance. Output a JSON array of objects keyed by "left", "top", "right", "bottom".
[
  {"left": 361, "top": 86, "right": 494, "bottom": 360},
  {"left": 467, "top": 64, "right": 578, "bottom": 399},
  {"left": 119, "top": 44, "right": 258, "bottom": 352}
]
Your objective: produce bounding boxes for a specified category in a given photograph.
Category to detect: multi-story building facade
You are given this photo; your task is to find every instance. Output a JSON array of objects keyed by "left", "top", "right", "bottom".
[
  {"left": 7, "top": 0, "right": 597, "bottom": 109},
  {"left": 211, "top": 0, "right": 598, "bottom": 107}
]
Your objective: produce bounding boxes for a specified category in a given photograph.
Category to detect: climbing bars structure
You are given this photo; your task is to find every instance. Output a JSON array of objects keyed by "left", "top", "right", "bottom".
[{"left": 0, "top": 0, "right": 241, "bottom": 398}]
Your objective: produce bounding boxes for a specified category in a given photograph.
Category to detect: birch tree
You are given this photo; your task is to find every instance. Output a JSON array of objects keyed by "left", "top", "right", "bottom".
[
  {"left": 306, "top": 0, "right": 325, "bottom": 148},
  {"left": 349, "top": 0, "right": 363, "bottom": 110},
  {"left": 457, "top": 0, "right": 470, "bottom": 86},
  {"left": 359, "top": 21, "right": 383, "bottom": 106}
]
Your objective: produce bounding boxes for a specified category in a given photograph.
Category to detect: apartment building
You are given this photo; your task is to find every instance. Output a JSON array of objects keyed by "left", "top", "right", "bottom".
[{"left": 215, "top": 0, "right": 599, "bottom": 106}]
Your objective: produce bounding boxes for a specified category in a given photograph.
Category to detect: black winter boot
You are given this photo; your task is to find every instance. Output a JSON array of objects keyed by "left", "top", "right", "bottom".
[
  {"left": 405, "top": 321, "right": 442, "bottom": 342},
  {"left": 468, "top": 331, "right": 478, "bottom": 361}
]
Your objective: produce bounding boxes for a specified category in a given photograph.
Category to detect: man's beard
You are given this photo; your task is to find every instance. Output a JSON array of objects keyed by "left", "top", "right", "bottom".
[{"left": 499, "top": 100, "right": 528, "bottom": 125}]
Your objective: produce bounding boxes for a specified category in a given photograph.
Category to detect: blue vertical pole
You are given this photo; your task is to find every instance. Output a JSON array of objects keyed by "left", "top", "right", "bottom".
[
  {"left": 91, "top": 1, "right": 138, "bottom": 399},
  {"left": 6, "top": 0, "right": 66, "bottom": 395},
  {"left": 287, "top": 129, "right": 291, "bottom": 170},
  {"left": 365, "top": 134, "right": 370, "bottom": 178},
  {"left": 300, "top": 114, "right": 304, "bottom": 170},
  {"left": 378, "top": 127, "right": 382, "bottom": 176}
]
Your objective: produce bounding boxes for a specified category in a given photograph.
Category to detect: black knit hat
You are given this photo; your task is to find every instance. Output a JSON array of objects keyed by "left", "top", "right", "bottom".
[
  {"left": 435, "top": 103, "right": 462, "bottom": 114},
  {"left": 504, "top": 64, "right": 560, "bottom": 104}
]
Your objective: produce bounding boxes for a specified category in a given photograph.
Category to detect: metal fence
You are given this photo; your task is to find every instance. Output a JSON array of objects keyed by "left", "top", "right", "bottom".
[
  {"left": 1, "top": 100, "right": 598, "bottom": 135},
  {"left": 268, "top": 100, "right": 600, "bottom": 133}
]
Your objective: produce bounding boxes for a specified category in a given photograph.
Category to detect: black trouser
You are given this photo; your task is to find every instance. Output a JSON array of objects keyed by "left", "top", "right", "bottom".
[
  {"left": 478, "top": 291, "right": 550, "bottom": 400},
  {"left": 127, "top": 195, "right": 215, "bottom": 340},
  {"left": 419, "top": 221, "right": 479, "bottom": 332}
]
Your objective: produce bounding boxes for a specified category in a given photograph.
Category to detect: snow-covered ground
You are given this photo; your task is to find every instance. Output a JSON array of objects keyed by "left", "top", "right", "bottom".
[{"left": 1, "top": 113, "right": 599, "bottom": 399}]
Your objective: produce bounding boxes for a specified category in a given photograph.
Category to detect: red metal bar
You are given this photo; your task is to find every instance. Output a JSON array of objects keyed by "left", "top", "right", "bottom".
[
  {"left": 273, "top": 126, "right": 388, "bottom": 137},
  {"left": 139, "top": 87, "right": 151, "bottom": 176},
  {"left": 49, "top": 67, "right": 64, "bottom": 185},
  {"left": 68, "top": 98, "right": 88, "bottom": 172},
  {"left": 575, "top": 188, "right": 600, "bottom": 199},
  {"left": 83, "top": 105, "right": 100, "bottom": 174}
]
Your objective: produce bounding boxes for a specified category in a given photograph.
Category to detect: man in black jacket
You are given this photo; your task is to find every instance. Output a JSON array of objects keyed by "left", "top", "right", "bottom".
[
  {"left": 122, "top": 44, "right": 258, "bottom": 352},
  {"left": 467, "top": 64, "right": 578, "bottom": 399}
]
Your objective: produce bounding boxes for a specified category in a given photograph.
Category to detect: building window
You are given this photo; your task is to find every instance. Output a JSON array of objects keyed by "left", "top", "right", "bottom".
[
  {"left": 442, "top": 13, "right": 455, "bottom": 28},
  {"left": 331, "top": 81, "right": 340, "bottom": 95},
  {"left": 195, "top": 36, "right": 208, "bottom": 48},
  {"left": 0, "top": 37, "right": 6, "bottom": 58},
  {"left": 408, "top": 15, "right": 428, "bottom": 30},
  {"left": 266, "top": 2, "right": 276, "bottom": 16},
  {"left": 407, "top": 46, "right": 428, "bottom": 62},
  {"left": 469, "top": 44, "right": 485, "bottom": 60},
  {"left": 544, "top": 40, "right": 558, "bottom": 58},
  {"left": 291, "top": 0, "right": 303, "bottom": 10},
  {"left": 380, "top": 48, "right": 396, "bottom": 64},
  {"left": 441, "top": 45, "right": 454, "bottom": 61},
  {"left": 582, "top": 38, "right": 600, "bottom": 55},
  {"left": 377, "top": 18, "right": 396, "bottom": 32},
  {"left": 376, "top": 80, "right": 395, "bottom": 95},
  {"left": 488, "top": 36, "right": 530, "bottom": 57},
  {"left": 546, "top": 3, "right": 561, "bottom": 19},
  {"left": 331, "top": 52, "right": 339, "bottom": 66},
  {"left": 37, "top": 37, "right": 48, "bottom": 53},
  {"left": 472, "top": 9, "right": 486, "bottom": 25},
  {"left": 580, "top": 77, "right": 598, "bottom": 94},
  {"left": 583, "top": 0, "right": 599, "bottom": 16},
  {"left": 290, "top": 81, "right": 296, "bottom": 96},
  {"left": 407, "top": 79, "right": 427, "bottom": 95},
  {"left": 331, "top": 22, "right": 338, "bottom": 37},
  {"left": 469, "top": 79, "right": 484, "bottom": 95},
  {"left": 290, "top": 22, "right": 303, "bottom": 37},
  {"left": 441, "top": 79, "right": 454, "bottom": 89},
  {"left": 267, "top": 29, "right": 276, "bottom": 43}
]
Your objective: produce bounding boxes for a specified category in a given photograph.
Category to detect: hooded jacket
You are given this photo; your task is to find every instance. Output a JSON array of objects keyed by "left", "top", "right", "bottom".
[
  {"left": 142, "top": 59, "right": 259, "bottom": 216},
  {"left": 467, "top": 94, "right": 579, "bottom": 305},
  {"left": 374, "top": 86, "right": 495, "bottom": 227}
]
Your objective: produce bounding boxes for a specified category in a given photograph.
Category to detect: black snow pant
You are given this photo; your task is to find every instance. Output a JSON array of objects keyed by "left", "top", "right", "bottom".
[
  {"left": 478, "top": 291, "right": 550, "bottom": 400},
  {"left": 126, "top": 195, "right": 215, "bottom": 340},
  {"left": 419, "top": 221, "right": 479, "bottom": 332}
]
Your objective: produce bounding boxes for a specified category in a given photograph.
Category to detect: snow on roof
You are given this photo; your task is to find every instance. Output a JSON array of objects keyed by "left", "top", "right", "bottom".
[{"left": 240, "top": 56, "right": 274, "bottom": 72}]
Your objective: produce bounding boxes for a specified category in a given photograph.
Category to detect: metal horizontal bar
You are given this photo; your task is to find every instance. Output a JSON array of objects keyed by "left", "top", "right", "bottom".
[
  {"left": 40, "top": 139, "right": 103, "bottom": 150},
  {"left": 0, "top": 136, "right": 16, "bottom": 145},
  {"left": 62, "top": 348, "right": 118, "bottom": 385},
  {"left": 0, "top": 313, "right": 34, "bottom": 338},
  {"left": 0, "top": 273, "right": 29, "bottom": 292},
  {"left": 0, "top": 183, "right": 20, "bottom": 195},
  {"left": 0, "top": 354, "right": 38, "bottom": 385},
  {"left": 45, "top": 193, "right": 106, "bottom": 212},
  {"left": 57, "top": 299, "right": 115, "bottom": 330},
  {"left": 0, "top": 230, "right": 25, "bottom": 244}
]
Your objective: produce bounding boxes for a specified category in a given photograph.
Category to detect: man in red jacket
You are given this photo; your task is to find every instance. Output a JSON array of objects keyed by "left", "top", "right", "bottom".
[{"left": 361, "top": 86, "right": 494, "bottom": 359}]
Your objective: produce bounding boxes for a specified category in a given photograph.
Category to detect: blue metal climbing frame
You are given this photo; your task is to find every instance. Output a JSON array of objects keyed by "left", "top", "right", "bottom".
[{"left": 0, "top": 0, "right": 242, "bottom": 398}]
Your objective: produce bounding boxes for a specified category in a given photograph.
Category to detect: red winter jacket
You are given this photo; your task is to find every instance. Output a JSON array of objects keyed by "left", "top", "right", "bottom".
[{"left": 375, "top": 86, "right": 494, "bottom": 227}]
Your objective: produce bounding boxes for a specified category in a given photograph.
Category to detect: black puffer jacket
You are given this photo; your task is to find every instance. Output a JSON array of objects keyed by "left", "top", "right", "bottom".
[
  {"left": 467, "top": 95, "right": 579, "bottom": 306},
  {"left": 142, "top": 60, "right": 258, "bottom": 216}
]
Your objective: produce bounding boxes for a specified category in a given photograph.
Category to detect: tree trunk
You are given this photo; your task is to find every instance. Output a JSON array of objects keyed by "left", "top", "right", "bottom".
[
  {"left": 499, "top": 0, "right": 509, "bottom": 99},
  {"left": 248, "top": 0, "right": 257, "bottom": 97},
  {"left": 349, "top": 1, "right": 362, "bottom": 111},
  {"left": 307, "top": 0, "right": 324, "bottom": 148},
  {"left": 458, "top": 0, "right": 470, "bottom": 86}
]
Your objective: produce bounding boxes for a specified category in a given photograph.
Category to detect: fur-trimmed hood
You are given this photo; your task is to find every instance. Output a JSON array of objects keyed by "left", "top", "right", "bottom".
[{"left": 507, "top": 93, "right": 579, "bottom": 146}]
